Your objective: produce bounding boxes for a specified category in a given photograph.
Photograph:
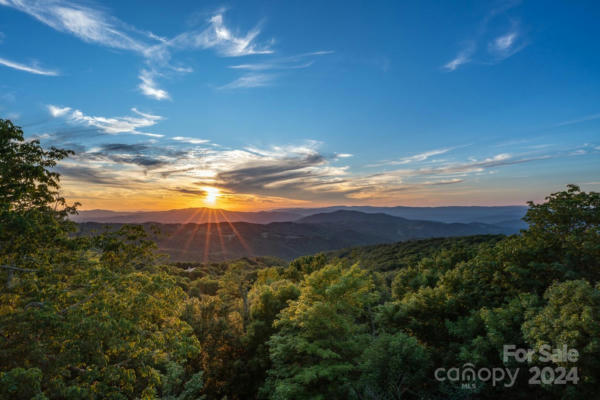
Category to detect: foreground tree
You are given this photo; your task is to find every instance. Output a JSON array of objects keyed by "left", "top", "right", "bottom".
[
  {"left": 262, "top": 264, "right": 378, "bottom": 399},
  {"left": 0, "top": 119, "right": 78, "bottom": 265},
  {"left": 358, "top": 332, "right": 431, "bottom": 399},
  {"left": 0, "top": 120, "right": 203, "bottom": 399},
  {"left": 523, "top": 280, "right": 600, "bottom": 398}
]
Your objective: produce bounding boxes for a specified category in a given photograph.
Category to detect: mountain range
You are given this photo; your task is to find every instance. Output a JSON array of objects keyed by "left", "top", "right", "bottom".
[
  {"left": 72, "top": 205, "right": 528, "bottom": 229},
  {"left": 76, "top": 209, "right": 522, "bottom": 262}
]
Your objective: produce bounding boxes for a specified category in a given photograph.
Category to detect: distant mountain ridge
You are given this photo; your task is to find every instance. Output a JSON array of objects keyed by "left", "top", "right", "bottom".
[
  {"left": 298, "top": 210, "right": 513, "bottom": 240},
  {"left": 77, "top": 210, "right": 518, "bottom": 262},
  {"left": 73, "top": 204, "right": 528, "bottom": 229},
  {"left": 277, "top": 205, "right": 528, "bottom": 225}
]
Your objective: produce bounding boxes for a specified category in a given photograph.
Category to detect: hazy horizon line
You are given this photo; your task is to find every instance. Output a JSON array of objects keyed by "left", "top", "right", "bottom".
[{"left": 75, "top": 203, "right": 530, "bottom": 213}]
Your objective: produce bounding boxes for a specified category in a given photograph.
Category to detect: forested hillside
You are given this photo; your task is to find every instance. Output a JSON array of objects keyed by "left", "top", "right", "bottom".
[
  {"left": 76, "top": 215, "right": 512, "bottom": 262},
  {"left": 1, "top": 119, "right": 599, "bottom": 399}
]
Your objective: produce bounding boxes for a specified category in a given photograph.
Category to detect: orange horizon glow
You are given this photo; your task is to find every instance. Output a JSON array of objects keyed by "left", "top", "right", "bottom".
[
  {"left": 60, "top": 178, "right": 560, "bottom": 213},
  {"left": 68, "top": 192, "right": 534, "bottom": 212}
]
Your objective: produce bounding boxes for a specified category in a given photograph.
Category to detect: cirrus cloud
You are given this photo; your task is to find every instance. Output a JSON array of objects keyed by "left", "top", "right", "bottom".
[
  {"left": 0, "top": 56, "right": 58, "bottom": 76},
  {"left": 47, "top": 105, "right": 164, "bottom": 137}
]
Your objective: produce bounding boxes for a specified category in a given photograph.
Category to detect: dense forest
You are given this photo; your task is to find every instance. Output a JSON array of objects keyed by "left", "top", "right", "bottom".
[{"left": 1, "top": 118, "right": 599, "bottom": 399}]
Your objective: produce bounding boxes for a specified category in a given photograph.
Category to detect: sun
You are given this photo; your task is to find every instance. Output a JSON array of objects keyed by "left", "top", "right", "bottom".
[{"left": 203, "top": 186, "right": 220, "bottom": 206}]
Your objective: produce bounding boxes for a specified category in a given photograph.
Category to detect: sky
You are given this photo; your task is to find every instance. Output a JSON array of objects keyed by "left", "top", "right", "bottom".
[{"left": 0, "top": 0, "right": 599, "bottom": 211}]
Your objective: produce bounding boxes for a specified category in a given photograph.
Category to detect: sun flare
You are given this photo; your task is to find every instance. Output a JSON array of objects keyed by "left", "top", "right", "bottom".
[{"left": 203, "top": 186, "right": 220, "bottom": 205}]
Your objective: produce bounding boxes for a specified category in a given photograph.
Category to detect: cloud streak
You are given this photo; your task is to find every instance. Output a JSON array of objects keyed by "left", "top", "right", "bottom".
[
  {"left": 373, "top": 148, "right": 454, "bottom": 166},
  {"left": 229, "top": 50, "right": 332, "bottom": 71},
  {"left": 47, "top": 105, "right": 164, "bottom": 137},
  {"left": 219, "top": 73, "right": 274, "bottom": 89},
  {"left": 412, "top": 153, "right": 545, "bottom": 175},
  {"left": 554, "top": 112, "right": 600, "bottom": 127},
  {"left": 223, "top": 50, "right": 333, "bottom": 89},
  {"left": 0, "top": 56, "right": 58, "bottom": 75},
  {"left": 0, "top": 0, "right": 150, "bottom": 52},
  {"left": 173, "top": 136, "right": 209, "bottom": 144}
]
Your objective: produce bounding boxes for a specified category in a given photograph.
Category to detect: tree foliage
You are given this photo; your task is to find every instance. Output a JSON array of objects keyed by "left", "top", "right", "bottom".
[{"left": 0, "top": 120, "right": 203, "bottom": 399}]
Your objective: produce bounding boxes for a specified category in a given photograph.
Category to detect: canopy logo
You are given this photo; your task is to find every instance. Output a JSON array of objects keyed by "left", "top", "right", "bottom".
[
  {"left": 434, "top": 344, "right": 579, "bottom": 389},
  {"left": 434, "top": 363, "right": 519, "bottom": 389}
]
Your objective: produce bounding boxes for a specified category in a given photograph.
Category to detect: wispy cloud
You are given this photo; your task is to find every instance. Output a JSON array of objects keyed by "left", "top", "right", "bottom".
[
  {"left": 443, "top": 45, "right": 475, "bottom": 71},
  {"left": 229, "top": 61, "right": 314, "bottom": 71},
  {"left": 0, "top": 56, "right": 58, "bottom": 75},
  {"left": 138, "top": 69, "right": 170, "bottom": 100},
  {"left": 229, "top": 50, "right": 332, "bottom": 71},
  {"left": 219, "top": 73, "right": 274, "bottom": 89},
  {"left": 80, "top": 142, "right": 188, "bottom": 170},
  {"left": 222, "top": 50, "right": 332, "bottom": 89},
  {"left": 370, "top": 153, "right": 558, "bottom": 184},
  {"left": 171, "top": 13, "right": 273, "bottom": 57},
  {"left": 554, "top": 112, "right": 600, "bottom": 127},
  {"left": 443, "top": 3, "right": 526, "bottom": 71},
  {"left": 369, "top": 147, "right": 454, "bottom": 166},
  {"left": 492, "top": 31, "right": 517, "bottom": 51},
  {"left": 487, "top": 27, "right": 526, "bottom": 61},
  {"left": 395, "top": 148, "right": 452, "bottom": 164},
  {"left": 422, "top": 178, "right": 464, "bottom": 185},
  {"left": 412, "top": 153, "right": 538, "bottom": 175},
  {"left": 47, "top": 105, "right": 164, "bottom": 137},
  {"left": 0, "top": 0, "right": 150, "bottom": 52},
  {"left": 173, "top": 136, "right": 209, "bottom": 144}
]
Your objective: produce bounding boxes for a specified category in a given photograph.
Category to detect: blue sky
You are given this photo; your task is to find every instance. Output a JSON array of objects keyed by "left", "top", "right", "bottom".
[{"left": 0, "top": 0, "right": 599, "bottom": 210}]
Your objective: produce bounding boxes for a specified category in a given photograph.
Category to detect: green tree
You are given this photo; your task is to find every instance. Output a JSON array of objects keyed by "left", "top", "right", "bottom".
[
  {"left": 358, "top": 332, "right": 431, "bottom": 399},
  {"left": 0, "top": 368, "right": 46, "bottom": 400},
  {"left": 0, "top": 119, "right": 78, "bottom": 265},
  {"left": 236, "top": 274, "right": 300, "bottom": 399},
  {"left": 0, "top": 120, "right": 203, "bottom": 399},
  {"left": 263, "top": 264, "right": 378, "bottom": 400},
  {"left": 523, "top": 280, "right": 600, "bottom": 398},
  {"left": 522, "top": 184, "right": 600, "bottom": 282}
]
